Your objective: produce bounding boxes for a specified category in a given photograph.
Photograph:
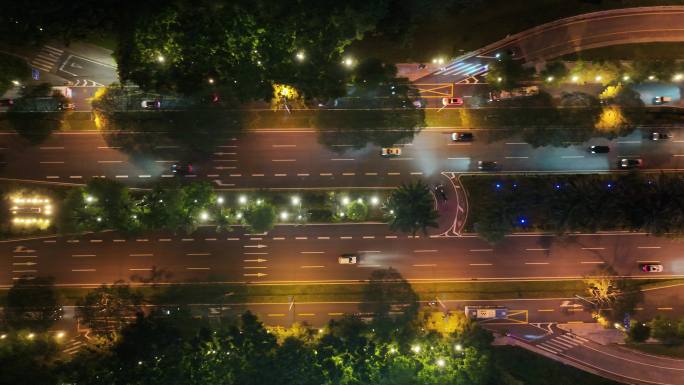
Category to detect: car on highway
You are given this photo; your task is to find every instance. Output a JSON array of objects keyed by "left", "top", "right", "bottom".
[
  {"left": 171, "top": 162, "right": 194, "bottom": 175},
  {"left": 381, "top": 147, "right": 401, "bottom": 157},
  {"left": 650, "top": 132, "right": 671, "bottom": 140},
  {"left": 0, "top": 98, "right": 14, "bottom": 106},
  {"left": 588, "top": 145, "right": 609, "bottom": 154},
  {"left": 619, "top": 158, "right": 643, "bottom": 169},
  {"left": 141, "top": 100, "right": 161, "bottom": 109},
  {"left": 433, "top": 184, "right": 448, "bottom": 202},
  {"left": 442, "top": 97, "right": 464, "bottom": 106},
  {"left": 640, "top": 264, "right": 663, "bottom": 273},
  {"left": 338, "top": 254, "right": 358, "bottom": 264},
  {"left": 478, "top": 160, "right": 499, "bottom": 171},
  {"left": 57, "top": 102, "right": 76, "bottom": 110},
  {"left": 652, "top": 96, "right": 672, "bottom": 105},
  {"left": 451, "top": 132, "right": 473, "bottom": 142}
]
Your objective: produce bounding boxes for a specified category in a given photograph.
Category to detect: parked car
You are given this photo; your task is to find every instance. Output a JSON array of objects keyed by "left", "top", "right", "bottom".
[
  {"left": 442, "top": 97, "right": 464, "bottom": 106},
  {"left": 478, "top": 161, "right": 499, "bottom": 171},
  {"left": 141, "top": 100, "right": 161, "bottom": 109},
  {"left": 381, "top": 147, "right": 401, "bottom": 157},
  {"left": 338, "top": 254, "right": 358, "bottom": 264},
  {"left": 619, "top": 158, "right": 643, "bottom": 169},
  {"left": 640, "top": 264, "right": 663, "bottom": 273},
  {"left": 650, "top": 132, "right": 671, "bottom": 141},
  {"left": 451, "top": 132, "right": 473, "bottom": 142},
  {"left": 588, "top": 145, "right": 610, "bottom": 154},
  {"left": 171, "top": 162, "right": 194, "bottom": 175}
]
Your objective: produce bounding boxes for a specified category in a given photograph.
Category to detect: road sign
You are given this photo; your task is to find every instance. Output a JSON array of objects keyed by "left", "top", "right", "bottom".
[{"left": 32, "top": 68, "right": 40, "bottom": 80}]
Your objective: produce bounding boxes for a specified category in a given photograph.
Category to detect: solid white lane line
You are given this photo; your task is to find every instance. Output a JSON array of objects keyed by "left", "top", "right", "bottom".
[
  {"left": 139, "top": 175, "right": 151, "bottom": 178},
  {"left": 410, "top": 172, "right": 423, "bottom": 175}
]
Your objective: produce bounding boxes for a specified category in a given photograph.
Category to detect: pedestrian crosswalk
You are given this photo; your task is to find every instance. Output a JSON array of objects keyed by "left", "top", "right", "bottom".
[
  {"left": 62, "top": 337, "right": 86, "bottom": 356},
  {"left": 535, "top": 332, "right": 588, "bottom": 355},
  {"left": 31, "top": 45, "right": 63, "bottom": 72},
  {"left": 433, "top": 61, "right": 489, "bottom": 79}
]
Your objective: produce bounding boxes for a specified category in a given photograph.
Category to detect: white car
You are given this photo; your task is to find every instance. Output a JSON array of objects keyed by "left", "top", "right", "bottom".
[
  {"left": 640, "top": 264, "right": 663, "bottom": 273},
  {"left": 338, "top": 254, "right": 358, "bottom": 264},
  {"left": 381, "top": 147, "right": 401, "bottom": 157}
]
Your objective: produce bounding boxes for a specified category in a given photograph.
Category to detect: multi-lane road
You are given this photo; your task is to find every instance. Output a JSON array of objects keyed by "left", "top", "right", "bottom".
[{"left": 3, "top": 126, "right": 684, "bottom": 189}]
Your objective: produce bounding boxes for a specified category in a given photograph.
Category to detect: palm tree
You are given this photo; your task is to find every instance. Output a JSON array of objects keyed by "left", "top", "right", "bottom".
[{"left": 385, "top": 180, "right": 439, "bottom": 235}]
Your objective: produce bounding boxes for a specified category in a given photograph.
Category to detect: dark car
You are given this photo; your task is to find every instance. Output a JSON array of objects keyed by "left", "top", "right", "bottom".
[
  {"left": 640, "top": 264, "right": 663, "bottom": 273},
  {"left": 451, "top": 132, "right": 473, "bottom": 142},
  {"left": 478, "top": 161, "right": 499, "bottom": 171},
  {"left": 171, "top": 162, "right": 194, "bottom": 175},
  {"left": 433, "top": 184, "right": 448, "bottom": 202},
  {"left": 650, "top": 132, "right": 671, "bottom": 141},
  {"left": 588, "top": 145, "right": 610, "bottom": 154},
  {"left": 619, "top": 158, "right": 643, "bottom": 169},
  {"left": 0, "top": 98, "right": 14, "bottom": 106}
]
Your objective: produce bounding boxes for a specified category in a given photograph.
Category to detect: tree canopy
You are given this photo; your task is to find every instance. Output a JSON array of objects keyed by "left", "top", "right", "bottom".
[{"left": 385, "top": 180, "right": 439, "bottom": 235}]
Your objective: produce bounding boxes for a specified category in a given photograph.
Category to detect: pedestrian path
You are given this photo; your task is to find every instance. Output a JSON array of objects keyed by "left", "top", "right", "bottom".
[
  {"left": 535, "top": 332, "right": 588, "bottom": 355},
  {"left": 30, "top": 45, "right": 63, "bottom": 72},
  {"left": 62, "top": 336, "right": 86, "bottom": 356}
]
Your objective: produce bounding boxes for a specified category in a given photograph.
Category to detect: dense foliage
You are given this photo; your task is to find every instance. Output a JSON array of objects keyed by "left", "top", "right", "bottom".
[
  {"left": 465, "top": 173, "right": 684, "bottom": 243},
  {"left": 385, "top": 180, "right": 439, "bottom": 235}
]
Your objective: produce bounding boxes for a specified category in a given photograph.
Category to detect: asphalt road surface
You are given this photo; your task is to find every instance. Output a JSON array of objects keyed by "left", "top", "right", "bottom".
[
  {"left": 2, "top": 126, "right": 684, "bottom": 188},
  {"left": 3, "top": 226, "right": 683, "bottom": 286}
]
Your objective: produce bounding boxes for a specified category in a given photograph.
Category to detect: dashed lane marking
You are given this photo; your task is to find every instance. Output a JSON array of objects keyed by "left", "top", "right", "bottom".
[
  {"left": 186, "top": 253, "right": 211, "bottom": 256},
  {"left": 525, "top": 262, "right": 550, "bottom": 265},
  {"left": 469, "top": 263, "right": 493, "bottom": 266},
  {"left": 130, "top": 253, "right": 153, "bottom": 257},
  {"left": 186, "top": 267, "right": 211, "bottom": 270},
  {"left": 301, "top": 265, "right": 325, "bottom": 268},
  {"left": 470, "top": 249, "right": 493, "bottom": 252}
]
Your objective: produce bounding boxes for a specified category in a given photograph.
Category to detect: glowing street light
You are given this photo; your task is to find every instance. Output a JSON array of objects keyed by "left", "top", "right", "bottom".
[
  {"left": 370, "top": 196, "right": 379, "bottom": 206},
  {"left": 595, "top": 75, "right": 602, "bottom": 82},
  {"left": 11, "top": 80, "right": 20, "bottom": 86},
  {"left": 236, "top": 212, "right": 243, "bottom": 219},
  {"left": 436, "top": 358, "right": 445, "bottom": 367},
  {"left": 238, "top": 195, "right": 247, "bottom": 204},
  {"left": 674, "top": 74, "right": 683, "bottom": 81},
  {"left": 341, "top": 197, "right": 350, "bottom": 205},
  {"left": 217, "top": 196, "right": 224, "bottom": 205},
  {"left": 571, "top": 75, "right": 579, "bottom": 82},
  {"left": 291, "top": 196, "right": 300, "bottom": 205},
  {"left": 208, "top": 78, "right": 215, "bottom": 84},
  {"left": 455, "top": 343, "right": 463, "bottom": 351},
  {"left": 546, "top": 76, "right": 554, "bottom": 82},
  {"left": 85, "top": 195, "right": 94, "bottom": 203},
  {"left": 280, "top": 211, "right": 289, "bottom": 220},
  {"left": 27, "top": 333, "right": 35, "bottom": 340},
  {"left": 648, "top": 75, "right": 655, "bottom": 81},
  {"left": 496, "top": 77, "right": 502, "bottom": 82},
  {"left": 56, "top": 331, "right": 65, "bottom": 339},
  {"left": 342, "top": 57, "right": 354, "bottom": 67},
  {"left": 411, "top": 345, "right": 421, "bottom": 353},
  {"left": 295, "top": 51, "right": 305, "bottom": 61},
  {"left": 200, "top": 211, "right": 209, "bottom": 221},
  {"left": 622, "top": 75, "right": 630, "bottom": 81}
]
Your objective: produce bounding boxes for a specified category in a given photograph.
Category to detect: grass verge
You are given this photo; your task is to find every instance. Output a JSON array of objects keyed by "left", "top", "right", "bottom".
[
  {"left": 493, "top": 345, "right": 622, "bottom": 385},
  {"left": 625, "top": 342, "right": 684, "bottom": 359}
]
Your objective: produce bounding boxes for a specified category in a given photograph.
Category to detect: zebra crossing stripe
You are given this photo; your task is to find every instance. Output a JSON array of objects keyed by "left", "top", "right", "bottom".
[
  {"left": 537, "top": 343, "right": 560, "bottom": 354},
  {"left": 43, "top": 45, "right": 64, "bottom": 54}
]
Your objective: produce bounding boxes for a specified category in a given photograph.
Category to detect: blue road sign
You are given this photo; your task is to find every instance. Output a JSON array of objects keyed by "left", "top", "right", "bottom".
[{"left": 32, "top": 68, "right": 40, "bottom": 80}]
